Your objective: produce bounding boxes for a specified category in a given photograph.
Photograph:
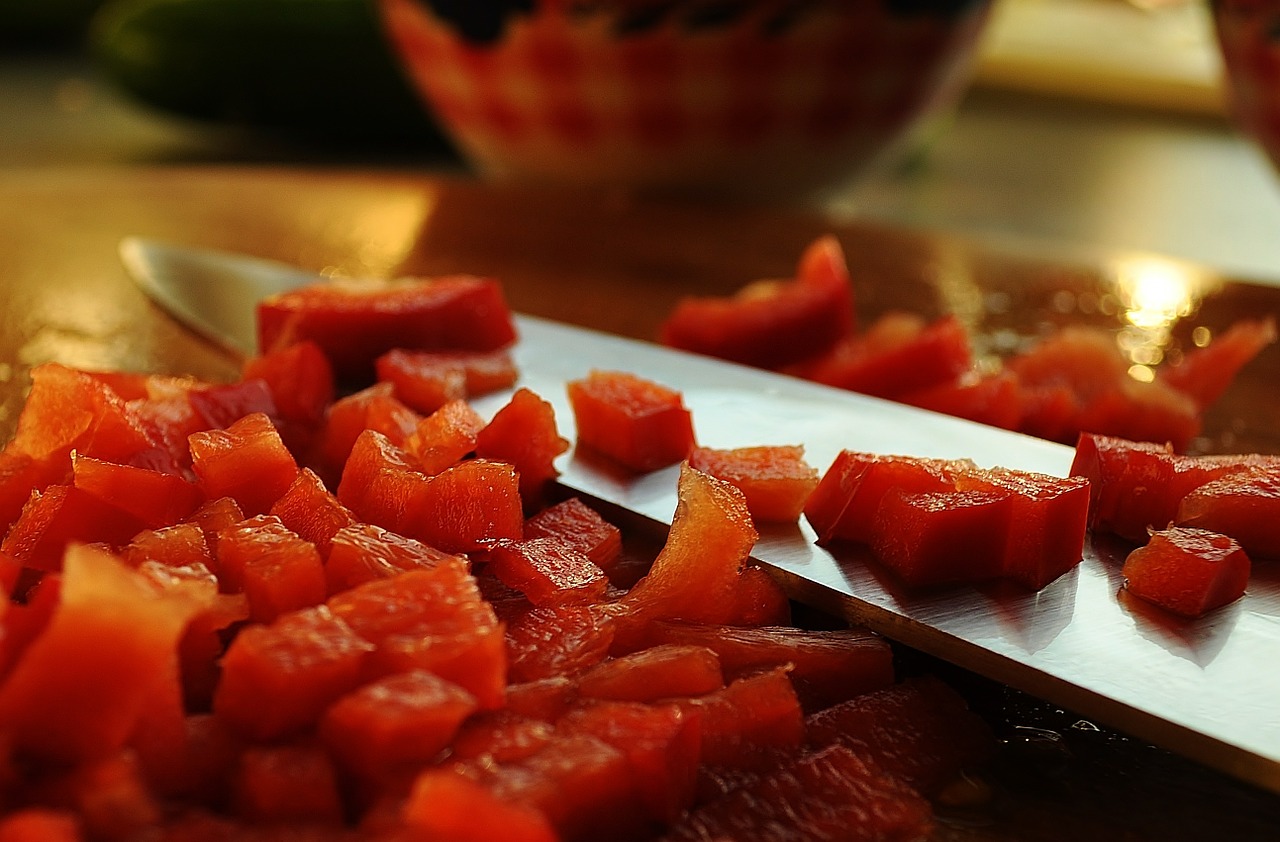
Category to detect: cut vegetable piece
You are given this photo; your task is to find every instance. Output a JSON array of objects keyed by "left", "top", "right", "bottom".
[
  {"left": 268, "top": 468, "right": 356, "bottom": 557},
  {"left": 0, "top": 545, "right": 199, "bottom": 763},
  {"left": 403, "top": 767, "right": 558, "bottom": 842},
  {"left": 688, "top": 445, "right": 819, "bottom": 522},
  {"left": 803, "top": 451, "right": 968, "bottom": 545},
  {"left": 326, "top": 560, "right": 506, "bottom": 708},
  {"left": 231, "top": 743, "right": 344, "bottom": 825},
  {"left": 256, "top": 275, "right": 517, "bottom": 383},
  {"left": 189, "top": 412, "right": 299, "bottom": 516},
  {"left": 376, "top": 347, "right": 518, "bottom": 414},
  {"left": 317, "top": 382, "right": 422, "bottom": 480},
  {"left": 0, "top": 484, "right": 149, "bottom": 573},
  {"left": 215, "top": 515, "right": 327, "bottom": 623},
  {"left": 648, "top": 623, "right": 894, "bottom": 713},
  {"left": 611, "top": 465, "right": 757, "bottom": 650},
  {"left": 868, "top": 489, "right": 1011, "bottom": 588},
  {"left": 402, "top": 459, "right": 524, "bottom": 553},
  {"left": 673, "top": 667, "right": 805, "bottom": 770},
  {"left": 475, "top": 388, "right": 569, "bottom": 507},
  {"left": 241, "top": 339, "right": 335, "bottom": 427},
  {"left": 523, "top": 498, "right": 622, "bottom": 573},
  {"left": 1176, "top": 466, "right": 1280, "bottom": 560},
  {"left": 1122, "top": 527, "right": 1251, "bottom": 617},
  {"left": 506, "top": 604, "right": 616, "bottom": 684},
  {"left": 71, "top": 454, "right": 203, "bottom": 529},
  {"left": 790, "top": 313, "right": 972, "bottom": 399},
  {"left": 335, "top": 429, "right": 426, "bottom": 534},
  {"left": 658, "top": 235, "right": 855, "bottom": 369},
  {"left": 566, "top": 370, "right": 695, "bottom": 473},
  {"left": 213, "top": 605, "right": 374, "bottom": 742},
  {"left": 574, "top": 644, "right": 724, "bottom": 702},
  {"left": 486, "top": 538, "right": 610, "bottom": 607},
  {"left": 324, "top": 522, "right": 459, "bottom": 594},
  {"left": 900, "top": 370, "right": 1024, "bottom": 430},
  {"left": 403, "top": 399, "right": 486, "bottom": 476}
]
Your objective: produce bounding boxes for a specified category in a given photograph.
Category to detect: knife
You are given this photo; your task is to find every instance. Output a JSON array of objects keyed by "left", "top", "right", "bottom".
[{"left": 120, "top": 236, "right": 1280, "bottom": 795}]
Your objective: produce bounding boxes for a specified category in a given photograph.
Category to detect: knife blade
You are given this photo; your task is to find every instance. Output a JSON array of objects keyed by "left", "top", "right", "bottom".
[{"left": 120, "top": 236, "right": 1280, "bottom": 795}]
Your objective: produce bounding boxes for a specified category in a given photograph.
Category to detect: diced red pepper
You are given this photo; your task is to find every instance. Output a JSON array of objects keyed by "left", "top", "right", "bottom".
[
  {"left": 402, "top": 459, "right": 524, "bottom": 554},
  {"left": 403, "top": 768, "right": 558, "bottom": 842},
  {"left": 71, "top": 453, "right": 203, "bottom": 529},
  {"left": 900, "top": 370, "right": 1024, "bottom": 431},
  {"left": 1122, "top": 526, "right": 1251, "bottom": 617},
  {"left": 486, "top": 538, "right": 609, "bottom": 608},
  {"left": 659, "top": 235, "right": 855, "bottom": 369},
  {"left": 803, "top": 451, "right": 968, "bottom": 545},
  {"left": 335, "top": 429, "right": 426, "bottom": 534},
  {"left": 567, "top": 370, "right": 695, "bottom": 473},
  {"left": 189, "top": 412, "right": 299, "bottom": 516},
  {"left": 268, "top": 468, "right": 356, "bottom": 558},
  {"left": 789, "top": 313, "right": 973, "bottom": 399},
  {"left": 0, "top": 484, "right": 149, "bottom": 573},
  {"left": 505, "top": 604, "right": 616, "bottom": 684},
  {"left": 231, "top": 744, "right": 345, "bottom": 825},
  {"left": 186, "top": 380, "right": 277, "bottom": 432},
  {"left": 326, "top": 560, "right": 506, "bottom": 708},
  {"left": 523, "top": 498, "right": 623, "bottom": 574},
  {"left": 476, "top": 388, "right": 569, "bottom": 507},
  {"left": 403, "top": 399, "right": 486, "bottom": 475},
  {"left": 1176, "top": 466, "right": 1280, "bottom": 560},
  {"left": 648, "top": 622, "right": 895, "bottom": 713},
  {"left": 324, "top": 522, "right": 460, "bottom": 595},
  {"left": 688, "top": 445, "right": 819, "bottom": 522},
  {"left": 574, "top": 644, "right": 725, "bottom": 702},
  {"left": 869, "top": 489, "right": 1011, "bottom": 588},
  {"left": 321, "top": 670, "right": 478, "bottom": 782},
  {"left": 316, "top": 383, "right": 422, "bottom": 482},
  {"left": 215, "top": 515, "right": 327, "bottom": 623},
  {"left": 674, "top": 667, "right": 805, "bottom": 770},
  {"left": 241, "top": 339, "right": 335, "bottom": 427},
  {"left": 376, "top": 347, "right": 518, "bottom": 414},
  {"left": 256, "top": 275, "right": 517, "bottom": 384},
  {"left": 213, "top": 605, "right": 375, "bottom": 742},
  {"left": 0, "top": 545, "right": 198, "bottom": 763}
]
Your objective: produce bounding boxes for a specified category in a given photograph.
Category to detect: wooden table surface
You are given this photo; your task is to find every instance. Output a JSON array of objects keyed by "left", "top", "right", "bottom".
[{"left": 4, "top": 165, "right": 1280, "bottom": 838}]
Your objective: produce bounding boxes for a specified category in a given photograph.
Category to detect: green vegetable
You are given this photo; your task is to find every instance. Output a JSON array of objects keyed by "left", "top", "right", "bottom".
[{"left": 89, "top": 0, "right": 449, "bottom": 145}]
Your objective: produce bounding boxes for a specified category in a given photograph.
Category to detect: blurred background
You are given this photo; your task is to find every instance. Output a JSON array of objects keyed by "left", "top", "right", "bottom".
[{"left": 5, "top": 0, "right": 1280, "bottom": 284}]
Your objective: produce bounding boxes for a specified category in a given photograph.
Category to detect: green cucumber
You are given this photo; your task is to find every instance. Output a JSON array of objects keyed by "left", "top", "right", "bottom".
[{"left": 89, "top": 0, "right": 447, "bottom": 144}]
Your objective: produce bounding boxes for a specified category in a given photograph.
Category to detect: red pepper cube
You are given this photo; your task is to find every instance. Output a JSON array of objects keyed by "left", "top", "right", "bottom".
[
  {"left": 956, "top": 467, "right": 1091, "bottom": 589},
  {"left": 0, "top": 446, "right": 66, "bottom": 537},
  {"left": 241, "top": 339, "right": 335, "bottom": 427},
  {"left": 403, "top": 459, "right": 524, "bottom": 554},
  {"left": 674, "top": 667, "right": 806, "bottom": 770},
  {"left": 451, "top": 710, "right": 556, "bottom": 764},
  {"left": 900, "top": 370, "right": 1024, "bottom": 431},
  {"left": 505, "top": 604, "right": 616, "bottom": 684},
  {"left": 1069, "top": 433, "right": 1280, "bottom": 543},
  {"left": 336, "top": 429, "right": 427, "bottom": 535},
  {"left": 71, "top": 453, "right": 204, "bottom": 529},
  {"left": 648, "top": 623, "right": 895, "bottom": 714},
  {"left": 404, "top": 769, "right": 558, "bottom": 842},
  {"left": 476, "top": 388, "right": 569, "bottom": 507},
  {"left": 317, "top": 382, "right": 422, "bottom": 481},
  {"left": 1122, "top": 526, "right": 1251, "bottom": 617},
  {"left": 612, "top": 465, "right": 757, "bottom": 651},
  {"left": 122, "top": 522, "right": 214, "bottom": 571},
  {"left": 723, "top": 564, "right": 793, "bottom": 628},
  {"left": 186, "top": 379, "right": 277, "bottom": 432},
  {"left": 524, "top": 497, "right": 623, "bottom": 574},
  {"left": 1177, "top": 465, "right": 1280, "bottom": 561},
  {"left": 1, "top": 484, "right": 149, "bottom": 572},
  {"left": 0, "top": 545, "right": 197, "bottom": 763},
  {"left": 567, "top": 370, "right": 695, "bottom": 473},
  {"left": 325, "top": 522, "right": 461, "bottom": 594},
  {"left": 231, "top": 743, "right": 345, "bottom": 825},
  {"left": 790, "top": 313, "right": 973, "bottom": 399},
  {"left": 11, "top": 362, "right": 155, "bottom": 469},
  {"left": 1075, "top": 378, "right": 1201, "bottom": 455},
  {"left": 0, "top": 810, "right": 82, "bottom": 842},
  {"left": 805, "top": 676, "right": 997, "bottom": 796},
  {"left": 559, "top": 701, "right": 702, "bottom": 824},
  {"left": 869, "top": 489, "right": 1011, "bottom": 588},
  {"left": 189, "top": 412, "right": 299, "bottom": 516},
  {"left": 215, "top": 515, "right": 327, "bottom": 623},
  {"left": 326, "top": 560, "right": 506, "bottom": 709},
  {"left": 659, "top": 235, "right": 855, "bottom": 369},
  {"left": 256, "top": 275, "right": 517, "bottom": 384},
  {"left": 803, "top": 451, "right": 969, "bottom": 546},
  {"left": 487, "top": 538, "right": 609, "bottom": 608},
  {"left": 269, "top": 468, "right": 355, "bottom": 558},
  {"left": 403, "top": 399, "right": 486, "bottom": 476},
  {"left": 213, "top": 605, "right": 375, "bottom": 742},
  {"left": 689, "top": 445, "right": 819, "bottom": 523},
  {"left": 377, "top": 348, "right": 517, "bottom": 412},
  {"left": 321, "top": 669, "right": 478, "bottom": 781},
  {"left": 575, "top": 644, "right": 724, "bottom": 703}
]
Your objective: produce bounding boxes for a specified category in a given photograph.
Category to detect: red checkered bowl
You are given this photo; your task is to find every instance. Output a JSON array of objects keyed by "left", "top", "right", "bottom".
[
  {"left": 1213, "top": 0, "right": 1280, "bottom": 174},
  {"left": 376, "top": 0, "right": 993, "bottom": 199}
]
